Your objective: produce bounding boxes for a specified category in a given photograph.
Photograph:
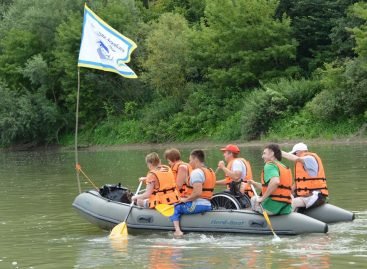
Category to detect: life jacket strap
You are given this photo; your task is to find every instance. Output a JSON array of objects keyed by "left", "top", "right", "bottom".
[
  {"left": 202, "top": 188, "right": 214, "bottom": 192},
  {"left": 186, "top": 185, "right": 213, "bottom": 192},
  {"left": 179, "top": 183, "right": 187, "bottom": 193},
  {"left": 295, "top": 177, "right": 327, "bottom": 182},
  {"left": 296, "top": 187, "right": 328, "bottom": 191},
  {"left": 152, "top": 187, "right": 176, "bottom": 195},
  {"left": 278, "top": 185, "right": 292, "bottom": 190},
  {"left": 270, "top": 194, "right": 292, "bottom": 200}
]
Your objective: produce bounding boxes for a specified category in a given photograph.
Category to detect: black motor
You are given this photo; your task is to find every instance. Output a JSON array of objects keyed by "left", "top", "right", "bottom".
[{"left": 99, "top": 183, "right": 133, "bottom": 204}]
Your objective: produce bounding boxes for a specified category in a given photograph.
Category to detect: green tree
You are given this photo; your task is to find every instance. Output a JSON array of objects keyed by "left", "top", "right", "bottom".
[
  {"left": 142, "top": 12, "right": 191, "bottom": 97},
  {"left": 240, "top": 78, "right": 321, "bottom": 140},
  {"left": 276, "top": 0, "right": 360, "bottom": 73},
  {"left": 349, "top": 2, "right": 367, "bottom": 58},
  {"left": 0, "top": 0, "right": 83, "bottom": 89},
  {"left": 149, "top": 0, "right": 205, "bottom": 24},
  {"left": 308, "top": 2, "right": 367, "bottom": 121},
  {"left": 0, "top": 81, "right": 59, "bottom": 145},
  {"left": 193, "top": 0, "right": 298, "bottom": 93},
  {"left": 52, "top": 0, "right": 148, "bottom": 127}
]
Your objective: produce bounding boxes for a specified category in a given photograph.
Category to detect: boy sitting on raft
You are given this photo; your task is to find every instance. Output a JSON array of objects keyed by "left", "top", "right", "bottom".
[{"left": 169, "top": 149, "right": 216, "bottom": 236}]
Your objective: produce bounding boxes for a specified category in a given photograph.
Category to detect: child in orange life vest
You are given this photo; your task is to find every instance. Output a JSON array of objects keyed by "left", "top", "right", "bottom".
[
  {"left": 164, "top": 148, "right": 191, "bottom": 197},
  {"left": 132, "top": 152, "right": 179, "bottom": 208},
  {"left": 169, "top": 149, "right": 215, "bottom": 237},
  {"left": 281, "top": 142, "right": 328, "bottom": 210}
]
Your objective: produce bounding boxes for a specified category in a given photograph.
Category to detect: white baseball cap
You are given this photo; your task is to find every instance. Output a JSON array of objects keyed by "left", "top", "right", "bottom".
[{"left": 289, "top": 142, "right": 308, "bottom": 154}]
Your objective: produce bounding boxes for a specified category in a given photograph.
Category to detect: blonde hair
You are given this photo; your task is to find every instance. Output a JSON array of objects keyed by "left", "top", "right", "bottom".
[{"left": 145, "top": 152, "right": 160, "bottom": 166}]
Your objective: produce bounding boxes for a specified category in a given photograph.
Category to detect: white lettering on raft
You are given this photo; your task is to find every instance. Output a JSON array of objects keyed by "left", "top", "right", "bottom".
[{"left": 211, "top": 219, "right": 244, "bottom": 225}]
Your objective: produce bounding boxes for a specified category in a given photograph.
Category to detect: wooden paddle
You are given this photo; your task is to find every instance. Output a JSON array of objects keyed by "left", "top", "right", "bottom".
[
  {"left": 109, "top": 181, "right": 143, "bottom": 239},
  {"left": 250, "top": 184, "right": 280, "bottom": 241}
]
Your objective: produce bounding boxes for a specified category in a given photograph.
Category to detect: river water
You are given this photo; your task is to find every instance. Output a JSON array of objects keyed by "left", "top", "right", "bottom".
[{"left": 0, "top": 143, "right": 366, "bottom": 268}]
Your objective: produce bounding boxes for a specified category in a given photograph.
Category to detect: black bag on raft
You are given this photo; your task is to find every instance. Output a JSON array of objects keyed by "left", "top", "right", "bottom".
[{"left": 99, "top": 183, "right": 133, "bottom": 204}]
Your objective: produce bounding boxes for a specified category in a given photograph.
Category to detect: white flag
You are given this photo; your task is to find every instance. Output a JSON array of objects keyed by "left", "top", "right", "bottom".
[{"left": 78, "top": 4, "right": 137, "bottom": 78}]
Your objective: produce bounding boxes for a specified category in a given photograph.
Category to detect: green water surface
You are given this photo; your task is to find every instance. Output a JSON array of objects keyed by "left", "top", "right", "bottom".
[{"left": 0, "top": 143, "right": 366, "bottom": 268}]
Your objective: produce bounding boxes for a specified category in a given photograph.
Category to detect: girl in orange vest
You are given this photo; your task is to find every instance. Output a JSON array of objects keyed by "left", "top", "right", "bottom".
[
  {"left": 170, "top": 149, "right": 215, "bottom": 237},
  {"left": 132, "top": 152, "right": 180, "bottom": 208},
  {"left": 281, "top": 142, "right": 328, "bottom": 210},
  {"left": 164, "top": 148, "right": 191, "bottom": 197}
]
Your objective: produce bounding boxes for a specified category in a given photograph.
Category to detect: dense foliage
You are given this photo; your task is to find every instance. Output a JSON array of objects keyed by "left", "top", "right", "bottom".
[{"left": 0, "top": 0, "right": 366, "bottom": 146}]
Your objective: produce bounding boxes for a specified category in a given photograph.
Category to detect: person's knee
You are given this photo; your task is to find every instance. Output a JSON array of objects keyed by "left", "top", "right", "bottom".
[
  {"left": 169, "top": 211, "right": 181, "bottom": 222},
  {"left": 137, "top": 198, "right": 147, "bottom": 208},
  {"left": 250, "top": 196, "right": 257, "bottom": 208},
  {"left": 195, "top": 205, "right": 212, "bottom": 214},
  {"left": 264, "top": 209, "right": 275, "bottom": 216},
  {"left": 292, "top": 197, "right": 306, "bottom": 208}
]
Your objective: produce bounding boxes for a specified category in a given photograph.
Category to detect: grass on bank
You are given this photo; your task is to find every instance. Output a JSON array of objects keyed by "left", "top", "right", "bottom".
[{"left": 59, "top": 111, "right": 366, "bottom": 146}]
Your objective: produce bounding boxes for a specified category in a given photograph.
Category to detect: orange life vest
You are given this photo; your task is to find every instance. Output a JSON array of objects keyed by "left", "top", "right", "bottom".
[
  {"left": 261, "top": 161, "right": 292, "bottom": 204},
  {"left": 185, "top": 167, "right": 216, "bottom": 200},
  {"left": 171, "top": 160, "right": 192, "bottom": 197},
  {"left": 148, "top": 165, "right": 180, "bottom": 208},
  {"left": 225, "top": 158, "right": 254, "bottom": 197},
  {"left": 294, "top": 152, "right": 328, "bottom": 197}
]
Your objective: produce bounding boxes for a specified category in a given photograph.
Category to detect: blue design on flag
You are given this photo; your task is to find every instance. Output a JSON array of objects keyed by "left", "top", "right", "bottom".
[
  {"left": 96, "top": 40, "right": 112, "bottom": 61},
  {"left": 78, "top": 4, "right": 137, "bottom": 78}
]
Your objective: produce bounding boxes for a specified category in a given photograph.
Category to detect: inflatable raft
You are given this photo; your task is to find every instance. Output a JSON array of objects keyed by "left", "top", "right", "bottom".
[
  {"left": 73, "top": 190, "right": 328, "bottom": 235},
  {"left": 302, "top": 203, "right": 355, "bottom": 224},
  {"left": 208, "top": 191, "right": 355, "bottom": 224}
]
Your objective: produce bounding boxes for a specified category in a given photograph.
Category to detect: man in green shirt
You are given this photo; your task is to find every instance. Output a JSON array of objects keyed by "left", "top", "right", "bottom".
[{"left": 248, "top": 144, "right": 292, "bottom": 215}]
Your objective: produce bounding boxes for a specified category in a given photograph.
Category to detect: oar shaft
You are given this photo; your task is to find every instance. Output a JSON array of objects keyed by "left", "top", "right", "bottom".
[
  {"left": 123, "top": 181, "right": 143, "bottom": 223},
  {"left": 251, "top": 184, "right": 264, "bottom": 211},
  {"left": 250, "top": 184, "right": 279, "bottom": 238}
]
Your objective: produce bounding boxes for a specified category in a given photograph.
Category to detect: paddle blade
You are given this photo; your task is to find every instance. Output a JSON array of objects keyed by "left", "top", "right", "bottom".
[
  {"left": 155, "top": 204, "right": 175, "bottom": 217},
  {"left": 109, "top": 222, "right": 128, "bottom": 239}
]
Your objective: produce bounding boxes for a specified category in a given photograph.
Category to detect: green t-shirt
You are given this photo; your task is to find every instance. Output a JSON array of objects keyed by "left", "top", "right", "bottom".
[{"left": 262, "top": 162, "right": 292, "bottom": 215}]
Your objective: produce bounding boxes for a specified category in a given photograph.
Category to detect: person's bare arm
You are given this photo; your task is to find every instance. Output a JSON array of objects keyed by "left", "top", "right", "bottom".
[
  {"left": 216, "top": 179, "right": 228, "bottom": 185},
  {"left": 258, "top": 177, "right": 280, "bottom": 202},
  {"left": 217, "top": 160, "right": 241, "bottom": 183},
  {"left": 181, "top": 183, "right": 202, "bottom": 202},
  {"left": 132, "top": 182, "right": 154, "bottom": 200},
  {"left": 176, "top": 165, "right": 188, "bottom": 189},
  {"left": 281, "top": 151, "right": 305, "bottom": 163},
  {"left": 247, "top": 179, "right": 262, "bottom": 190}
]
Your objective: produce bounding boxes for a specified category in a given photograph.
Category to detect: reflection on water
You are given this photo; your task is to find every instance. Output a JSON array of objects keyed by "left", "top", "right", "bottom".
[
  {"left": 73, "top": 212, "right": 367, "bottom": 268},
  {"left": 0, "top": 144, "right": 366, "bottom": 268}
]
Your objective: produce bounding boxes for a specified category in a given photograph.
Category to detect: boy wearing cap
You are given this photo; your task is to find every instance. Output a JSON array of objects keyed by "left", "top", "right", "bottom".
[
  {"left": 281, "top": 143, "right": 328, "bottom": 210},
  {"left": 216, "top": 144, "right": 254, "bottom": 197}
]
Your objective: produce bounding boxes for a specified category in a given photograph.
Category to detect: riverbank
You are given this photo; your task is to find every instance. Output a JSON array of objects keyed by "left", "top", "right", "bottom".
[
  {"left": 2, "top": 128, "right": 366, "bottom": 152},
  {"left": 62, "top": 136, "right": 367, "bottom": 152}
]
